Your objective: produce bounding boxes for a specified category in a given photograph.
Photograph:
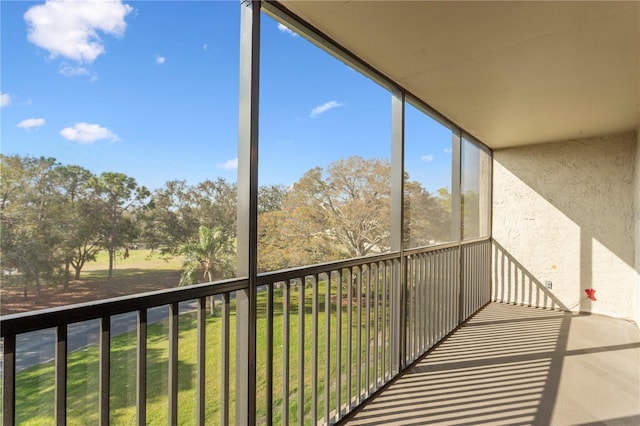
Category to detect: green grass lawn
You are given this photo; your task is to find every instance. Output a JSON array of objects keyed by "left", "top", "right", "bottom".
[{"left": 11, "top": 277, "right": 392, "bottom": 425}]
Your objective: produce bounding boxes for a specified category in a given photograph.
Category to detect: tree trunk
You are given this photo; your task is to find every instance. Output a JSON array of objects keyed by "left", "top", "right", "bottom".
[
  {"left": 108, "top": 245, "right": 114, "bottom": 281},
  {"left": 33, "top": 272, "right": 41, "bottom": 305},
  {"left": 64, "top": 262, "right": 71, "bottom": 289}
]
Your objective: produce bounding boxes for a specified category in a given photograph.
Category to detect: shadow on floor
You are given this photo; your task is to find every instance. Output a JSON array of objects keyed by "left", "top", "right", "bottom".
[{"left": 345, "top": 303, "right": 640, "bottom": 425}]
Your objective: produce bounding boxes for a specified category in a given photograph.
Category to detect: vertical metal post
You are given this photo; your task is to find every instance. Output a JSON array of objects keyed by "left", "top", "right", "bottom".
[
  {"left": 55, "top": 325, "right": 67, "bottom": 425},
  {"left": 323, "top": 274, "right": 331, "bottom": 423},
  {"left": 197, "top": 297, "right": 206, "bottom": 426},
  {"left": 390, "top": 87, "right": 405, "bottom": 373},
  {"left": 346, "top": 269, "right": 353, "bottom": 411},
  {"left": 3, "top": 334, "right": 16, "bottom": 426},
  {"left": 283, "top": 281, "right": 290, "bottom": 425},
  {"left": 100, "top": 316, "right": 111, "bottom": 426},
  {"left": 298, "top": 279, "right": 306, "bottom": 424},
  {"left": 237, "top": 1, "right": 260, "bottom": 424},
  {"left": 311, "top": 275, "right": 319, "bottom": 425},
  {"left": 335, "top": 271, "right": 342, "bottom": 417},
  {"left": 381, "top": 262, "right": 387, "bottom": 378},
  {"left": 365, "top": 266, "right": 371, "bottom": 394},
  {"left": 373, "top": 264, "right": 379, "bottom": 387},
  {"left": 266, "top": 284, "right": 274, "bottom": 425},
  {"left": 169, "top": 303, "right": 179, "bottom": 426},
  {"left": 222, "top": 293, "right": 231, "bottom": 426},
  {"left": 137, "top": 309, "right": 147, "bottom": 426},
  {"left": 355, "top": 267, "right": 362, "bottom": 400}
]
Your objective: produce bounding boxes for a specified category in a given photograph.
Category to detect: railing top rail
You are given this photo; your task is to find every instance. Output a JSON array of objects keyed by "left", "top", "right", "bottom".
[
  {"left": 402, "top": 241, "right": 460, "bottom": 257},
  {"left": 257, "top": 251, "right": 401, "bottom": 285},
  {"left": 461, "top": 236, "right": 492, "bottom": 245},
  {"left": 1, "top": 277, "right": 249, "bottom": 337},
  {"left": 398, "top": 237, "right": 490, "bottom": 257}
]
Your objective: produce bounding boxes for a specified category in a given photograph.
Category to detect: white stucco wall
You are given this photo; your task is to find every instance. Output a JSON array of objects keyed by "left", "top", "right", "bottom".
[
  {"left": 635, "top": 128, "right": 640, "bottom": 326},
  {"left": 492, "top": 132, "right": 637, "bottom": 322}
]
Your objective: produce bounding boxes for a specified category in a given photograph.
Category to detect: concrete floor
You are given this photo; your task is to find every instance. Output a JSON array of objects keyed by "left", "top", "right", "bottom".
[{"left": 345, "top": 303, "right": 640, "bottom": 426}]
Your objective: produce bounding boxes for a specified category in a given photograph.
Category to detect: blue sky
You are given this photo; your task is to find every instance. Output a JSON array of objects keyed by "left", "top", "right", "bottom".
[{"left": 1, "top": 0, "right": 452, "bottom": 193}]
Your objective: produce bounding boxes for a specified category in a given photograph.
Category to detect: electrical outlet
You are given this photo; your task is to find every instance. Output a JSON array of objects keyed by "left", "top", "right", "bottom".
[{"left": 545, "top": 281, "right": 552, "bottom": 289}]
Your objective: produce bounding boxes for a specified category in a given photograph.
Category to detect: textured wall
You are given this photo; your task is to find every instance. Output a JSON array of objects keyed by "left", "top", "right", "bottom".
[
  {"left": 635, "top": 128, "right": 640, "bottom": 326},
  {"left": 492, "top": 132, "right": 637, "bottom": 322}
]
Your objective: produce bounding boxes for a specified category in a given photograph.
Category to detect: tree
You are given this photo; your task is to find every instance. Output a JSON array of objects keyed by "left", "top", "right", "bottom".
[
  {"left": 55, "top": 165, "right": 105, "bottom": 283},
  {"left": 403, "top": 182, "right": 451, "bottom": 248},
  {"left": 89, "top": 172, "right": 149, "bottom": 281},
  {"left": 258, "top": 156, "right": 391, "bottom": 271},
  {"left": 0, "top": 155, "right": 66, "bottom": 301},
  {"left": 258, "top": 183, "right": 288, "bottom": 213},
  {"left": 298, "top": 156, "right": 391, "bottom": 257},
  {"left": 178, "top": 225, "right": 235, "bottom": 286},
  {"left": 142, "top": 178, "right": 237, "bottom": 258}
]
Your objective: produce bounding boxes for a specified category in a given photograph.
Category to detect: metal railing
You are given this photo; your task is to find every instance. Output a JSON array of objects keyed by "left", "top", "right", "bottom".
[{"left": 1, "top": 238, "right": 491, "bottom": 425}]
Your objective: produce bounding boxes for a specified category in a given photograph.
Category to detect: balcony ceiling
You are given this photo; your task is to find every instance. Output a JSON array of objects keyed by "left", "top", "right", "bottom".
[{"left": 278, "top": 1, "right": 639, "bottom": 149}]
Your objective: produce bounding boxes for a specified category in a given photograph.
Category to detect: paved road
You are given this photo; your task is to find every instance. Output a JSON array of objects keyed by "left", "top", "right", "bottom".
[{"left": 2, "top": 301, "right": 200, "bottom": 372}]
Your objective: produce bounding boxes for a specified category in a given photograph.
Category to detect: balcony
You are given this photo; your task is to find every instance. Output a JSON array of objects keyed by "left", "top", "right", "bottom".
[{"left": 2, "top": 1, "right": 639, "bottom": 425}]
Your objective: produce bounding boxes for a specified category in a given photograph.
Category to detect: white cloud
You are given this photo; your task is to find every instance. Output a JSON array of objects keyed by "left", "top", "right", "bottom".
[
  {"left": 155, "top": 55, "right": 166, "bottom": 65},
  {"left": 421, "top": 154, "right": 435, "bottom": 162},
  {"left": 310, "top": 101, "right": 344, "bottom": 118},
  {"left": 217, "top": 158, "right": 238, "bottom": 170},
  {"left": 17, "top": 118, "right": 46, "bottom": 130},
  {"left": 277, "top": 23, "right": 298, "bottom": 37},
  {"left": 59, "top": 63, "right": 92, "bottom": 78},
  {"left": 24, "top": 0, "right": 132, "bottom": 64},
  {"left": 443, "top": 148, "right": 453, "bottom": 154},
  {"left": 60, "top": 122, "right": 119, "bottom": 144},
  {"left": 0, "top": 93, "right": 10, "bottom": 107}
]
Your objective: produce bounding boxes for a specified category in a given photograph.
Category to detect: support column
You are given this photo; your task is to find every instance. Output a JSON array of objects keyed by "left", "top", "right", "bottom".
[
  {"left": 390, "top": 88, "right": 405, "bottom": 371},
  {"left": 451, "top": 131, "right": 462, "bottom": 242},
  {"left": 236, "top": 1, "right": 260, "bottom": 424}
]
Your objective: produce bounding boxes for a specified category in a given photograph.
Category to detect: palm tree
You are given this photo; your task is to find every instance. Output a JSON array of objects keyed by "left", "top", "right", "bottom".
[
  {"left": 179, "top": 225, "right": 234, "bottom": 287},
  {"left": 179, "top": 226, "right": 234, "bottom": 315}
]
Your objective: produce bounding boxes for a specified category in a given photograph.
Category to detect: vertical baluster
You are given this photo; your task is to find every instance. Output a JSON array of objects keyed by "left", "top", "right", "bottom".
[
  {"left": 298, "top": 279, "right": 305, "bottom": 425},
  {"left": 137, "top": 309, "right": 147, "bottom": 426},
  {"left": 3, "top": 334, "right": 16, "bottom": 426},
  {"left": 346, "top": 269, "right": 353, "bottom": 411},
  {"left": 418, "top": 254, "right": 424, "bottom": 354},
  {"left": 197, "top": 298, "right": 206, "bottom": 426},
  {"left": 312, "top": 275, "right": 319, "bottom": 426},
  {"left": 55, "top": 325, "right": 67, "bottom": 425},
  {"left": 445, "top": 250, "right": 450, "bottom": 332},
  {"left": 373, "top": 263, "right": 379, "bottom": 388},
  {"left": 411, "top": 255, "right": 417, "bottom": 356},
  {"left": 169, "top": 303, "right": 178, "bottom": 425},
  {"left": 381, "top": 262, "right": 387, "bottom": 379},
  {"left": 355, "top": 266, "right": 362, "bottom": 403},
  {"left": 100, "top": 316, "right": 110, "bottom": 426},
  {"left": 266, "top": 284, "right": 274, "bottom": 425},
  {"left": 438, "top": 251, "right": 443, "bottom": 337},
  {"left": 324, "top": 273, "right": 331, "bottom": 424},
  {"left": 365, "top": 265, "right": 371, "bottom": 395},
  {"left": 283, "top": 281, "right": 290, "bottom": 425},
  {"left": 422, "top": 253, "right": 428, "bottom": 352},
  {"left": 222, "top": 294, "right": 230, "bottom": 426},
  {"left": 447, "top": 249, "right": 452, "bottom": 332},
  {"left": 336, "top": 271, "right": 342, "bottom": 418}
]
